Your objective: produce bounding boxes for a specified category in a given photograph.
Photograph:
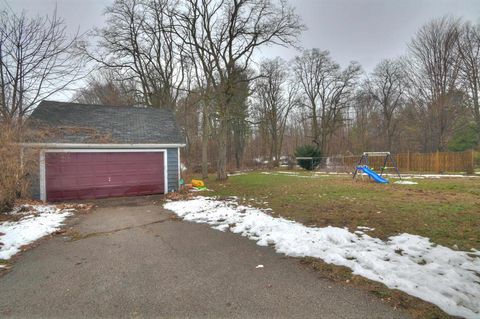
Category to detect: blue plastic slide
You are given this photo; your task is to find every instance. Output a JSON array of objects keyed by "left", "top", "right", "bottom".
[{"left": 356, "top": 166, "right": 389, "bottom": 184}]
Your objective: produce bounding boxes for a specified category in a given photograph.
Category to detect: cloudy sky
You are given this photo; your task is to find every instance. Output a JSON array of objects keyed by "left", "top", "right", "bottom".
[{"left": 4, "top": 0, "right": 480, "bottom": 73}]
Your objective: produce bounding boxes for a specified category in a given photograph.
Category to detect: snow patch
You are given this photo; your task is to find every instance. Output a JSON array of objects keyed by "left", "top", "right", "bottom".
[
  {"left": 356, "top": 226, "right": 375, "bottom": 232},
  {"left": 394, "top": 181, "right": 418, "bottom": 185},
  {"left": 261, "top": 171, "right": 322, "bottom": 179},
  {"left": 0, "top": 205, "right": 74, "bottom": 260},
  {"left": 228, "top": 172, "right": 246, "bottom": 177},
  {"left": 277, "top": 171, "right": 299, "bottom": 175},
  {"left": 387, "top": 173, "right": 479, "bottom": 179},
  {"left": 164, "top": 197, "right": 480, "bottom": 319}
]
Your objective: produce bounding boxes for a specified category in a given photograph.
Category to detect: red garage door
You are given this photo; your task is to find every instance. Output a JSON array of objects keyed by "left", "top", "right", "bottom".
[{"left": 45, "top": 151, "right": 165, "bottom": 201}]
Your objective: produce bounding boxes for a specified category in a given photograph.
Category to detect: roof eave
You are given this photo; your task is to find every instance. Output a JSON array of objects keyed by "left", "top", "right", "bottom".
[{"left": 19, "top": 142, "right": 187, "bottom": 149}]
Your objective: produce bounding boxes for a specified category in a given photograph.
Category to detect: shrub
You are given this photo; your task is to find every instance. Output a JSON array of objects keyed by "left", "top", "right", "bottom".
[
  {"left": 448, "top": 122, "right": 479, "bottom": 152},
  {"left": 0, "top": 123, "right": 28, "bottom": 213},
  {"left": 294, "top": 145, "right": 322, "bottom": 170},
  {"left": 475, "top": 150, "right": 480, "bottom": 168}
]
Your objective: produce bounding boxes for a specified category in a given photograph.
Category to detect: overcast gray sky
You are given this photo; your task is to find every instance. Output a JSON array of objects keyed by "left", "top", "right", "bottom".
[{"left": 3, "top": 0, "right": 480, "bottom": 73}]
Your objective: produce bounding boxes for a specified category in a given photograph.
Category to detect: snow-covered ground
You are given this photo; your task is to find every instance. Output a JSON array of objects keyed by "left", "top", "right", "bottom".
[
  {"left": 164, "top": 197, "right": 480, "bottom": 319},
  {"left": 0, "top": 205, "right": 74, "bottom": 260}
]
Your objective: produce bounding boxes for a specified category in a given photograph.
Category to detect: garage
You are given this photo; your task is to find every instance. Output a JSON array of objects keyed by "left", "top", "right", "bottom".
[
  {"left": 44, "top": 151, "right": 166, "bottom": 201},
  {"left": 23, "top": 101, "right": 185, "bottom": 202}
]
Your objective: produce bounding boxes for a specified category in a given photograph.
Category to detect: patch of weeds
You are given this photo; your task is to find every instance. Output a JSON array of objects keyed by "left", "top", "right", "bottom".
[
  {"left": 17, "top": 206, "right": 31, "bottom": 213},
  {"left": 371, "top": 289, "right": 391, "bottom": 298},
  {"left": 300, "top": 257, "right": 352, "bottom": 281}
]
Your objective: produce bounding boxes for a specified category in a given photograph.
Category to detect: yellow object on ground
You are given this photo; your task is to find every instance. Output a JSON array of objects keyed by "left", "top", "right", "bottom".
[{"left": 191, "top": 179, "right": 205, "bottom": 187}]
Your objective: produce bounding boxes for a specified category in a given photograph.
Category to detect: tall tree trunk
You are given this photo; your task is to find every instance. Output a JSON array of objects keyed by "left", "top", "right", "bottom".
[
  {"left": 271, "top": 118, "right": 278, "bottom": 166},
  {"left": 320, "top": 128, "right": 328, "bottom": 155},
  {"left": 235, "top": 146, "right": 241, "bottom": 169},
  {"left": 201, "top": 100, "right": 209, "bottom": 179},
  {"left": 233, "top": 121, "right": 242, "bottom": 169},
  {"left": 311, "top": 103, "right": 319, "bottom": 147},
  {"left": 217, "top": 115, "right": 228, "bottom": 180}
]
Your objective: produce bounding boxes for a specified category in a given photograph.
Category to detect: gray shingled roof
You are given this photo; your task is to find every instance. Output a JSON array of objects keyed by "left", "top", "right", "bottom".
[{"left": 27, "top": 100, "right": 185, "bottom": 144}]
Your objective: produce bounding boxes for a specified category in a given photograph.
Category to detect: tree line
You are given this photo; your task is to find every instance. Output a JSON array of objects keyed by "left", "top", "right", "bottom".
[{"left": 1, "top": 1, "right": 479, "bottom": 179}]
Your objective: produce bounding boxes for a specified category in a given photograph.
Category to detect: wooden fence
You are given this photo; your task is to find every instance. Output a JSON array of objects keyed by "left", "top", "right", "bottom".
[{"left": 325, "top": 150, "right": 477, "bottom": 174}]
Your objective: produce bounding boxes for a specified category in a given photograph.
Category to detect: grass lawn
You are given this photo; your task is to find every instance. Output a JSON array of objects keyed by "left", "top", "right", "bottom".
[
  {"left": 184, "top": 170, "right": 480, "bottom": 318},
  {"left": 193, "top": 171, "right": 480, "bottom": 318},
  {"left": 204, "top": 171, "right": 480, "bottom": 252}
]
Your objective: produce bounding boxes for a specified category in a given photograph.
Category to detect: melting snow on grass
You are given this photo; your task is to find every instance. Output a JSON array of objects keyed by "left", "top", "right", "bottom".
[
  {"left": 394, "top": 180, "right": 418, "bottom": 185},
  {"left": 164, "top": 196, "right": 480, "bottom": 319},
  {"left": 0, "top": 205, "right": 74, "bottom": 260}
]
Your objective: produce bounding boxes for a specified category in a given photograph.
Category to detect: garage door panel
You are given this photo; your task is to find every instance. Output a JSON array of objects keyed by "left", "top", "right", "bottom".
[{"left": 45, "top": 151, "right": 165, "bottom": 201}]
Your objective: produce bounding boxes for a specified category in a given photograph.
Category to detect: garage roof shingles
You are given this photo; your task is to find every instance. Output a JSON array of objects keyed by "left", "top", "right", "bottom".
[{"left": 28, "top": 101, "right": 185, "bottom": 144}]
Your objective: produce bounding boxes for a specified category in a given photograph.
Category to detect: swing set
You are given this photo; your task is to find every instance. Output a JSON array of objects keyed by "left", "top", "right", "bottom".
[{"left": 352, "top": 152, "right": 401, "bottom": 183}]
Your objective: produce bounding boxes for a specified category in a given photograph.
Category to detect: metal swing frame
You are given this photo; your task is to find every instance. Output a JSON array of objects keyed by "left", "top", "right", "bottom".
[{"left": 352, "top": 152, "right": 401, "bottom": 180}]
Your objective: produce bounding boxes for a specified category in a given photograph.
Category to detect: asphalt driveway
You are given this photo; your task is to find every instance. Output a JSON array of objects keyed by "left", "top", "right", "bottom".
[{"left": 0, "top": 197, "right": 408, "bottom": 318}]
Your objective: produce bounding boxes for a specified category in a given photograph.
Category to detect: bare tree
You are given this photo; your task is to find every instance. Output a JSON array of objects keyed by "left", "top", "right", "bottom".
[
  {"left": 175, "top": 0, "right": 304, "bottom": 180},
  {"left": 294, "top": 49, "right": 361, "bottom": 154},
  {"left": 73, "top": 71, "right": 138, "bottom": 106},
  {"left": 366, "top": 58, "right": 407, "bottom": 151},
  {"left": 228, "top": 67, "right": 251, "bottom": 170},
  {"left": 293, "top": 49, "right": 330, "bottom": 149},
  {"left": 457, "top": 21, "right": 480, "bottom": 136},
  {"left": 253, "top": 58, "right": 299, "bottom": 166},
  {"left": 0, "top": 9, "right": 85, "bottom": 122},
  {"left": 349, "top": 90, "right": 376, "bottom": 153},
  {"left": 83, "top": 0, "right": 186, "bottom": 108},
  {"left": 285, "top": 106, "right": 311, "bottom": 153},
  {"left": 407, "top": 16, "right": 462, "bottom": 151},
  {"left": 181, "top": 46, "right": 215, "bottom": 179}
]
